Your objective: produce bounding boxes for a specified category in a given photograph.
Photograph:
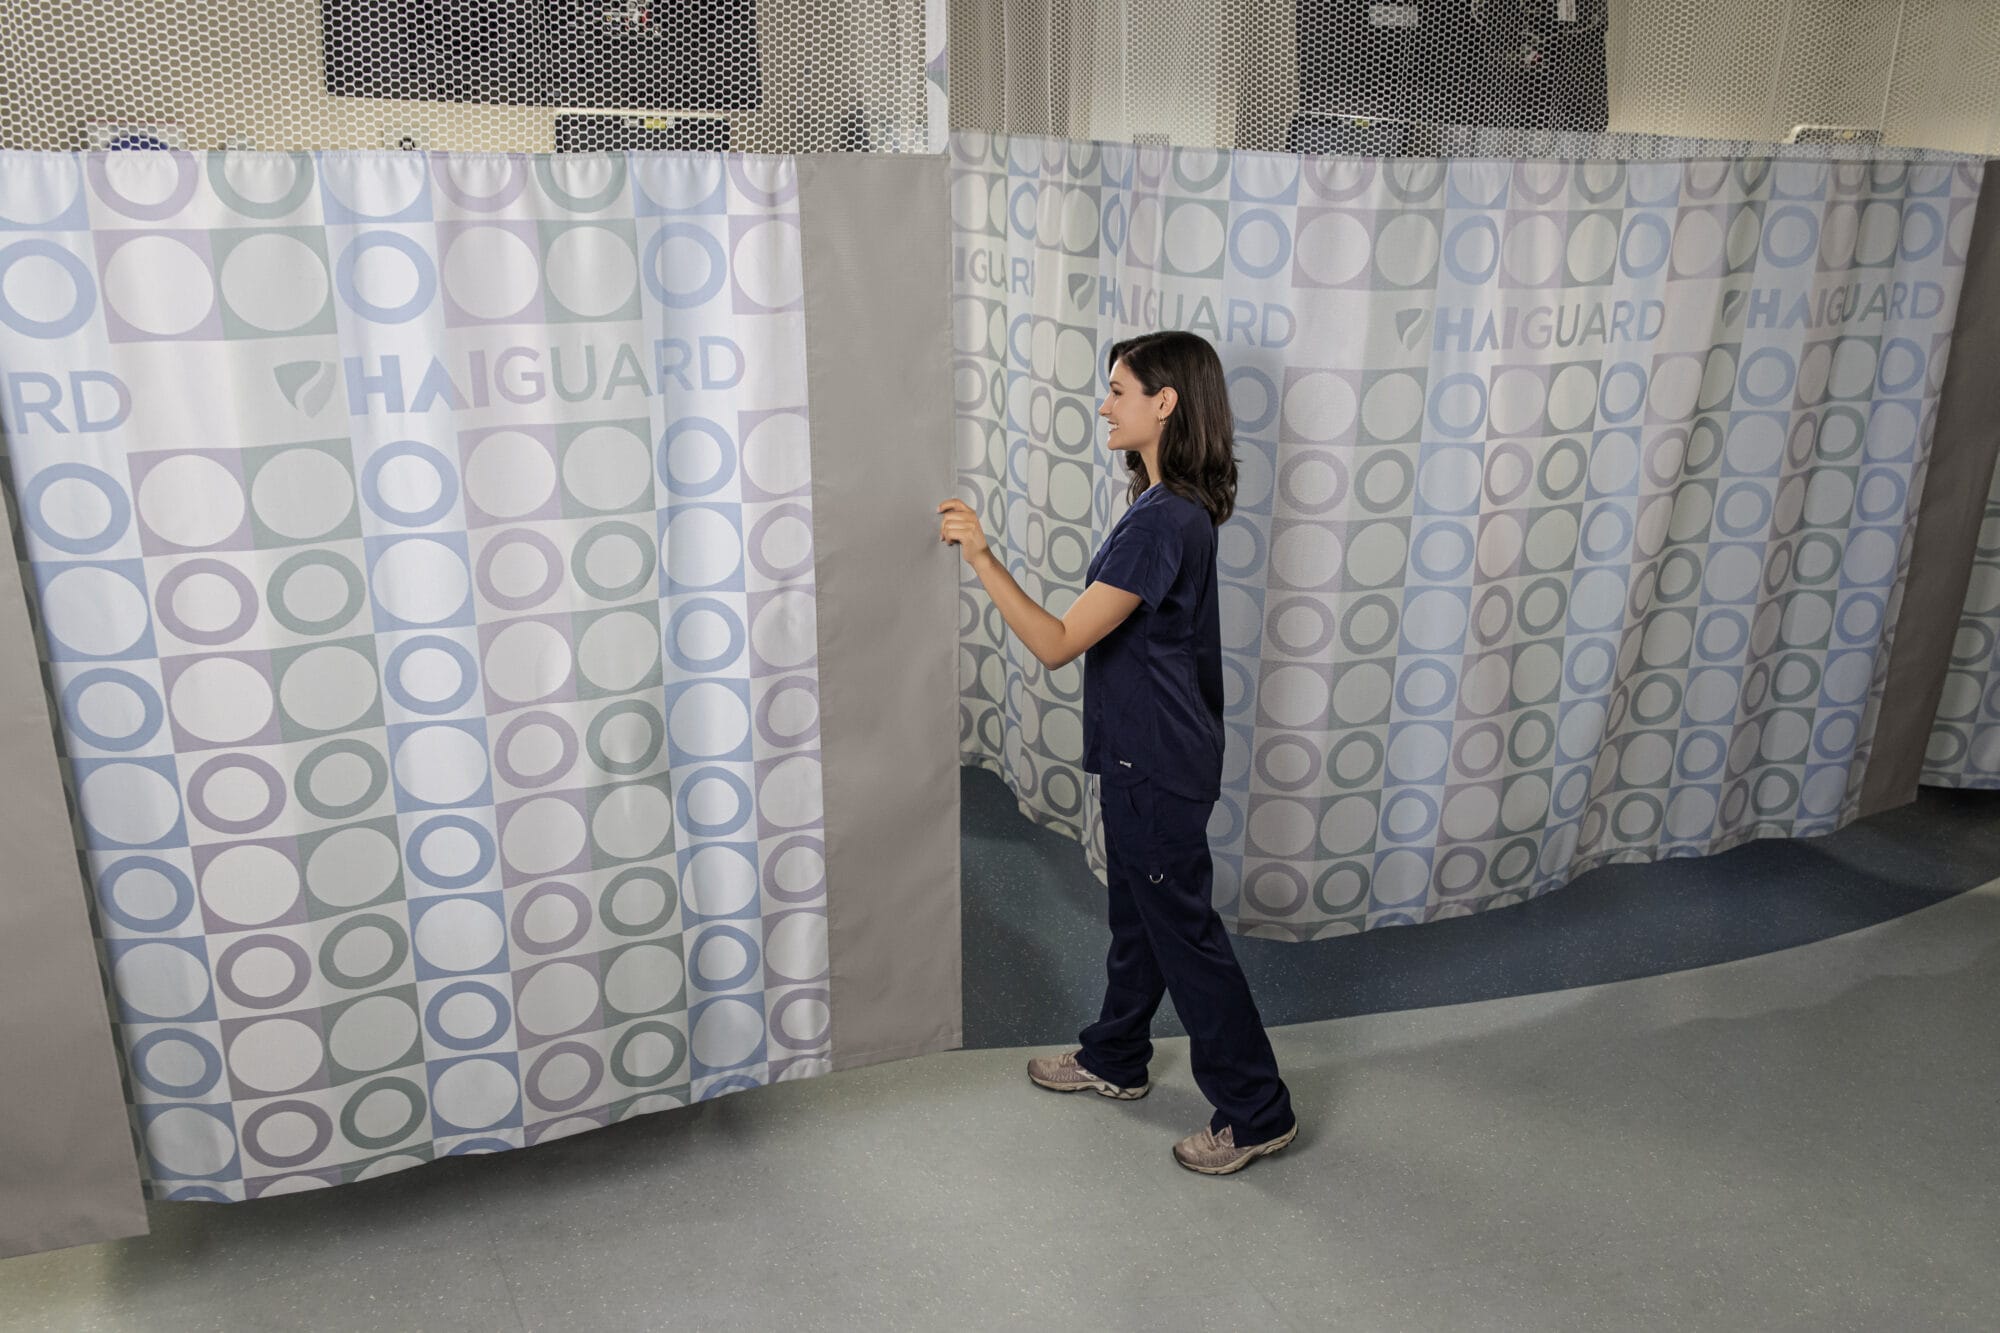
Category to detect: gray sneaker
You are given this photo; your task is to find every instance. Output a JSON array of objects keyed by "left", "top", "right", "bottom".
[
  {"left": 1025, "top": 1049, "right": 1149, "bottom": 1099},
  {"left": 1172, "top": 1121, "right": 1298, "bottom": 1175}
]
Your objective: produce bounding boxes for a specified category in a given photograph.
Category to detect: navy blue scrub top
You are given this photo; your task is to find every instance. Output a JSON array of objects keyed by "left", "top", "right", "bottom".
[{"left": 1082, "top": 483, "right": 1226, "bottom": 803}]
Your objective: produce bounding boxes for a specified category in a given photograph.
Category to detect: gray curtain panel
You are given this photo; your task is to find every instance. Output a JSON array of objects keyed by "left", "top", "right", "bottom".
[
  {"left": 953, "top": 133, "right": 1981, "bottom": 940},
  {"left": 798, "top": 153, "right": 963, "bottom": 1070},
  {"left": 1902, "top": 164, "right": 2000, "bottom": 795},
  {"left": 0, "top": 489, "right": 148, "bottom": 1257}
]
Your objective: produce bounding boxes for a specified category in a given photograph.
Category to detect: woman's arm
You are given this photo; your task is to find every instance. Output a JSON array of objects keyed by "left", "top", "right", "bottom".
[{"left": 938, "top": 498, "right": 1140, "bottom": 670}]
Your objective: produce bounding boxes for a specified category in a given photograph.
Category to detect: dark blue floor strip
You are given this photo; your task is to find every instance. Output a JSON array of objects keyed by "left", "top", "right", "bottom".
[{"left": 960, "top": 767, "right": 2000, "bottom": 1049}]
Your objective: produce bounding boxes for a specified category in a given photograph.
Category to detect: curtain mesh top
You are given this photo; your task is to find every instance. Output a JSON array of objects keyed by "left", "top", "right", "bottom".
[
  {"left": 0, "top": 0, "right": 940, "bottom": 154},
  {"left": 948, "top": 0, "right": 2000, "bottom": 162}
]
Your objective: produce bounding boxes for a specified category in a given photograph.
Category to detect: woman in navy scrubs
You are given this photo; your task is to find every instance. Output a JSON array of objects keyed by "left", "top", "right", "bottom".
[{"left": 938, "top": 330, "right": 1297, "bottom": 1176}]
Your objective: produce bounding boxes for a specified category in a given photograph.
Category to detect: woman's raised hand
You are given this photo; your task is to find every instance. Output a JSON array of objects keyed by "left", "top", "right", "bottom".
[{"left": 936, "top": 497, "right": 992, "bottom": 566}]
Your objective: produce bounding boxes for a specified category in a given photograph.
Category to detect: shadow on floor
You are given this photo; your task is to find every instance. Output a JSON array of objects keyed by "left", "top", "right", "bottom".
[{"left": 961, "top": 766, "right": 2000, "bottom": 1049}]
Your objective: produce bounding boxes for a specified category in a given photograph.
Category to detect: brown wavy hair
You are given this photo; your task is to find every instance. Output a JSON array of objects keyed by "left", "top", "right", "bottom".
[{"left": 1107, "top": 331, "right": 1238, "bottom": 527}]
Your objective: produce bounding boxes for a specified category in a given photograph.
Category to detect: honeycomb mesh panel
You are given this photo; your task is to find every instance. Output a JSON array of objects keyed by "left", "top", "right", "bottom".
[
  {"left": 0, "top": 0, "right": 937, "bottom": 153},
  {"left": 950, "top": 0, "right": 2000, "bottom": 160}
]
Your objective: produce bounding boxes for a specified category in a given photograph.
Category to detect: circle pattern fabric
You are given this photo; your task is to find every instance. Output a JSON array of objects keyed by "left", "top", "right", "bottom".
[
  {"left": 952, "top": 134, "right": 1975, "bottom": 941},
  {"left": 2, "top": 151, "right": 829, "bottom": 1199},
  {"left": 1924, "top": 461, "right": 2000, "bottom": 788}
]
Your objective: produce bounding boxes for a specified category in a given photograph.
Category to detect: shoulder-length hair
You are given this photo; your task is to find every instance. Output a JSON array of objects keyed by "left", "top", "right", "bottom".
[{"left": 1106, "top": 331, "right": 1238, "bottom": 527}]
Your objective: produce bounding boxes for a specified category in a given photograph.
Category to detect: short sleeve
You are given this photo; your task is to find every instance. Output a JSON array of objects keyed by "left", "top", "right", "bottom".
[{"left": 1092, "top": 510, "right": 1183, "bottom": 610}]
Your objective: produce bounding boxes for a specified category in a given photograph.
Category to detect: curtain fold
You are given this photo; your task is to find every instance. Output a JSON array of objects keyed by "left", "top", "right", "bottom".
[
  {"left": 0, "top": 457, "right": 149, "bottom": 1255},
  {"left": 0, "top": 148, "right": 867, "bottom": 1200},
  {"left": 953, "top": 131, "right": 1980, "bottom": 939},
  {"left": 1920, "top": 446, "right": 2000, "bottom": 787},
  {"left": 1867, "top": 162, "right": 2000, "bottom": 804}
]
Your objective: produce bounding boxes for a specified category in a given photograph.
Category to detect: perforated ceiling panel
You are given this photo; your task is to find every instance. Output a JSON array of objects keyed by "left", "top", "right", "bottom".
[
  {"left": 12, "top": 1, "right": 1999, "bottom": 160},
  {"left": 0, "top": 0, "right": 940, "bottom": 153},
  {"left": 950, "top": 0, "right": 2000, "bottom": 159}
]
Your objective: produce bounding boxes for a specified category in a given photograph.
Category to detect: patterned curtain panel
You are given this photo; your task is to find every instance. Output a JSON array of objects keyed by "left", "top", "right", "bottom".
[
  {"left": 0, "top": 150, "right": 837, "bottom": 1198},
  {"left": 1923, "top": 457, "right": 2000, "bottom": 786},
  {"left": 953, "top": 132, "right": 1980, "bottom": 940}
]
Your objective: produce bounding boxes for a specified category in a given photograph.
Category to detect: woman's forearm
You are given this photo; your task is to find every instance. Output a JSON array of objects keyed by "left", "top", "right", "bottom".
[{"left": 968, "top": 549, "right": 1068, "bottom": 668}]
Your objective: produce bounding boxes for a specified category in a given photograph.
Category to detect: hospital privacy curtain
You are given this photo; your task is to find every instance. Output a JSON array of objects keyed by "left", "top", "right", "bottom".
[
  {"left": 0, "top": 148, "right": 958, "bottom": 1216},
  {"left": 954, "top": 133, "right": 1981, "bottom": 940}
]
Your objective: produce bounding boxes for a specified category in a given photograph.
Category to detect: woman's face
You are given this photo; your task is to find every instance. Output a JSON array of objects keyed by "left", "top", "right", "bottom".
[{"left": 1099, "top": 359, "right": 1167, "bottom": 453}]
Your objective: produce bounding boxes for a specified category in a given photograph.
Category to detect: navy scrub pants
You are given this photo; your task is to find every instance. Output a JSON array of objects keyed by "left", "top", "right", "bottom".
[{"left": 1077, "top": 776, "right": 1295, "bottom": 1145}]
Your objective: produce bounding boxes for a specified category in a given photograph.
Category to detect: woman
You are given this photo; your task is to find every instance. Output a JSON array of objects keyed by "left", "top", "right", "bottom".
[{"left": 937, "top": 330, "right": 1297, "bottom": 1176}]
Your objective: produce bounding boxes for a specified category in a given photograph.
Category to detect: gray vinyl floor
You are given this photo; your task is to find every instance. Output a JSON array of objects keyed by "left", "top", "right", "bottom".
[{"left": 4, "top": 879, "right": 1995, "bottom": 1332}]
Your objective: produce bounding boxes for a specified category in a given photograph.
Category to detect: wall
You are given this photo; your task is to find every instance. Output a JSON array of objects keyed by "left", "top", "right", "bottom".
[
  {"left": 951, "top": 0, "right": 2000, "bottom": 155},
  {"left": 0, "top": 0, "right": 926, "bottom": 153}
]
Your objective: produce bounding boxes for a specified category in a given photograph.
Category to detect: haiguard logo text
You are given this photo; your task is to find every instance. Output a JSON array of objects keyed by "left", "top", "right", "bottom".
[
  {"left": 1410, "top": 279, "right": 1947, "bottom": 354},
  {"left": 0, "top": 336, "right": 748, "bottom": 436},
  {"left": 955, "top": 247, "right": 1297, "bottom": 350}
]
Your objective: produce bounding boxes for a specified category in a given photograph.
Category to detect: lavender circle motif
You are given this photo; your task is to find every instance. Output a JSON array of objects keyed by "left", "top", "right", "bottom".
[
  {"left": 525, "top": 1041, "right": 605, "bottom": 1113},
  {"left": 7, "top": 141, "right": 838, "bottom": 1198},
  {"left": 753, "top": 677, "right": 819, "bottom": 749},
  {"left": 188, "top": 752, "right": 287, "bottom": 834},
  {"left": 431, "top": 157, "right": 529, "bottom": 212},
  {"left": 215, "top": 933, "right": 314, "bottom": 1010},
  {"left": 474, "top": 528, "right": 564, "bottom": 612},
  {"left": 241, "top": 1099, "right": 333, "bottom": 1168},
  {"left": 155, "top": 559, "right": 260, "bottom": 646},
  {"left": 493, "top": 710, "right": 580, "bottom": 789},
  {"left": 767, "top": 988, "right": 831, "bottom": 1051},
  {"left": 87, "top": 150, "right": 199, "bottom": 220},
  {"left": 747, "top": 504, "right": 814, "bottom": 582},
  {"left": 761, "top": 835, "right": 827, "bottom": 904},
  {"left": 510, "top": 881, "right": 593, "bottom": 955}
]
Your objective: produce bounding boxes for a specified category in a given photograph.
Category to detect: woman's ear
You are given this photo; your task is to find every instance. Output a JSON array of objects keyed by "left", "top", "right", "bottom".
[{"left": 1156, "top": 386, "right": 1178, "bottom": 421}]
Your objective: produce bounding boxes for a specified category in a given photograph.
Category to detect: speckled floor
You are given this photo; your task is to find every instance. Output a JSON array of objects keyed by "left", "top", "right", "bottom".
[
  {"left": 4, "top": 774, "right": 1996, "bottom": 1331},
  {"left": 4, "top": 875, "right": 1996, "bottom": 1331},
  {"left": 962, "top": 767, "right": 2000, "bottom": 1047}
]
